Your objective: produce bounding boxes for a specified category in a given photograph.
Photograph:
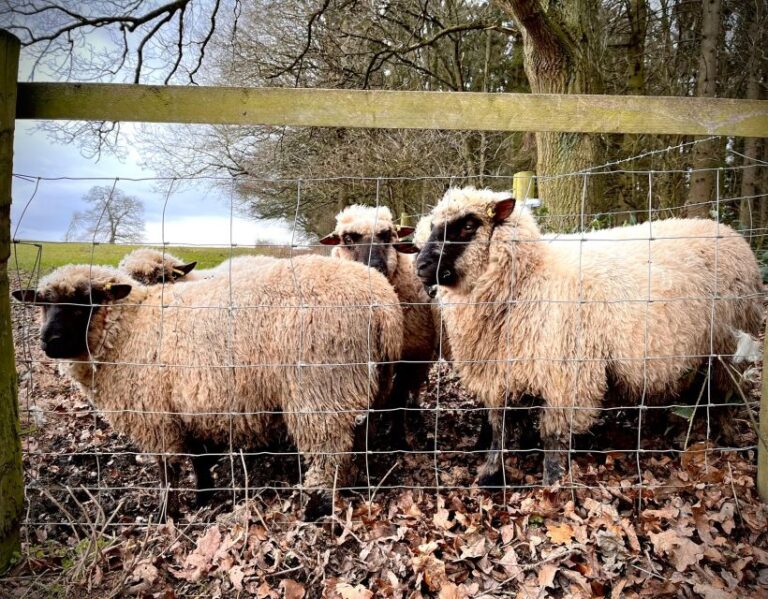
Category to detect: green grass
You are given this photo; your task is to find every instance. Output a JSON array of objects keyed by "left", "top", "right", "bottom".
[{"left": 10, "top": 241, "right": 294, "bottom": 275}]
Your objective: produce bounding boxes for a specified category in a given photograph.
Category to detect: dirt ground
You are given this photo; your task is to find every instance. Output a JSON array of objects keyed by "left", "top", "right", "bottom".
[{"left": 3, "top": 301, "right": 768, "bottom": 598}]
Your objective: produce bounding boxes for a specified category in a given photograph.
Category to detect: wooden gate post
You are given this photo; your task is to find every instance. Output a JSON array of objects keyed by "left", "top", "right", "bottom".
[{"left": 0, "top": 29, "right": 22, "bottom": 572}]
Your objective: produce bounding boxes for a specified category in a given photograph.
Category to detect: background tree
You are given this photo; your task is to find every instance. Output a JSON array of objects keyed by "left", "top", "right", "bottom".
[
  {"left": 64, "top": 186, "right": 145, "bottom": 243},
  {"left": 4, "top": 0, "right": 768, "bottom": 236}
]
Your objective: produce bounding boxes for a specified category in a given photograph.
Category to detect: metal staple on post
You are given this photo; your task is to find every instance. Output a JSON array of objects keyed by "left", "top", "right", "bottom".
[{"left": 0, "top": 29, "right": 23, "bottom": 572}]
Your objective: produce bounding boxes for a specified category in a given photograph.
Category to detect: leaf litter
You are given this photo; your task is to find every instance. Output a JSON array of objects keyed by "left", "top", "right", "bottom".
[{"left": 4, "top": 299, "right": 768, "bottom": 597}]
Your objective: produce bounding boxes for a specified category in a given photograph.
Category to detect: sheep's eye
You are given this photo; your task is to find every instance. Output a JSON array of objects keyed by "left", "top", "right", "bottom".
[
  {"left": 463, "top": 221, "right": 476, "bottom": 231},
  {"left": 342, "top": 235, "right": 353, "bottom": 245}
]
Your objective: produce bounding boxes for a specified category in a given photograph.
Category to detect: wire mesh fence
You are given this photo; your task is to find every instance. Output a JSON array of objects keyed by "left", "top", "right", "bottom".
[{"left": 6, "top": 152, "right": 768, "bottom": 595}]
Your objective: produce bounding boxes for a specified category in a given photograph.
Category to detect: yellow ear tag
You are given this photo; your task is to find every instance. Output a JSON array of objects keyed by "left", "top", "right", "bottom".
[
  {"left": 104, "top": 283, "right": 112, "bottom": 292},
  {"left": 172, "top": 268, "right": 184, "bottom": 276},
  {"left": 486, "top": 206, "right": 496, "bottom": 218}
]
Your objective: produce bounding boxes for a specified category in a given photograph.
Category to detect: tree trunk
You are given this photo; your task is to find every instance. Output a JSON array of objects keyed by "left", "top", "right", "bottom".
[
  {"left": 738, "top": 0, "right": 765, "bottom": 241},
  {"left": 0, "top": 31, "right": 22, "bottom": 572},
  {"left": 626, "top": 0, "right": 648, "bottom": 95},
  {"left": 497, "top": 0, "right": 606, "bottom": 231},
  {"left": 686, "top": 0, "right": 722, "bottom": 217}
]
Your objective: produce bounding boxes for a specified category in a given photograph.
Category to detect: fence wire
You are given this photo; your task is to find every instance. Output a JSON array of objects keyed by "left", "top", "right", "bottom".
[{"left": 8, "top": 158, "right": 768, "bottom": 538}]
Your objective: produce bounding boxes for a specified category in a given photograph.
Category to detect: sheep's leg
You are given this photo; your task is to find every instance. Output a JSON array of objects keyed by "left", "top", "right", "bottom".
[
  {"left": 542, "top": 436, "right": 568, "bottom": 486},
  {"left": 474, "top": 413, "right": 493, "bottom": 451},
  {"left": 156, "top": 456, "right": 182, "bottom": 521},
  {"left": 476, "top": 408, "right": 506, "bottom": 488},
  {"left": 286, "top": 407, "right": 357, "bottom": 521},
  {"left": 386, "top": 363, "right": 428, "bottom": 450},
  {"left": 191, "top": 452, "right": 219, "bottom": 508}
]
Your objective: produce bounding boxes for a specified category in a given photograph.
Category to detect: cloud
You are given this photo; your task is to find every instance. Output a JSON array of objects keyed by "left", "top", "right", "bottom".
[
  {"left": 144, "top": 215, "right": 298, "bottom": 246},
  {"left": 11, "top": 122, "right": 304, "bottom": 246}
]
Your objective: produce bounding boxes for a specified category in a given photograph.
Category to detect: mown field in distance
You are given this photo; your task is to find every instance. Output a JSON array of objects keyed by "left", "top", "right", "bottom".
[{"left": 10, "top": 241, "right": 312, "bottom": 275}]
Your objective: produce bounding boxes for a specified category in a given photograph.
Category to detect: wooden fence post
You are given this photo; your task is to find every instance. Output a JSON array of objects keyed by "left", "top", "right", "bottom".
[
  {"left": 513, "top": 171, "right": 536, "bottom": 201},
  {"left": 0, "top": 30, "right": 22, "bottom": 572},
  {"left": 760, "top": 322, "right": 768, "bottom": 502}
]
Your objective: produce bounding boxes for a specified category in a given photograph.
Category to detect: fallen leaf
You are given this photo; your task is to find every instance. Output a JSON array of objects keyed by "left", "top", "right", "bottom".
[
  {"left": 229, "top": 566, "right": 245, "bottom": 591},
  {"left": 649, "top": 530, "right": 703, "bottom": 572},
  {"left": 279, "top": 579, "right": 306, "bottom": 599},
  {"left": 546, "top": 522, "right": 575, "bottom": 545},
  {"left": 173, "top": 526, "right": 222, "bottom": 582},
  {"left": 433, "top": 507, "right": 453, "bottom": 530},
  {"left": 459, "top": 536, "right": 486, "bottom": 559},
  {"left": 539, "top": 563, "right": 558, "bottom": 589},
  {"left": 438, "top": 583, "right": 468, "bottom": 599},
  {"left": 335, "top": 582, "right": 374, "bottom": 599}
]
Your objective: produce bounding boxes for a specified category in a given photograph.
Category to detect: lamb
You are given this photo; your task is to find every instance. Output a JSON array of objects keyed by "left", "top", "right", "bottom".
[
  {"left": 414, "top": 186, "right": 763, "bottom": 485},
  {"left": 320, "top": 205, "right": 438, "bottom": 445},
  {"left": 118, "top": 248, "right": 198, "bottom": 285},
  {"left": 13, "top": 256, "right": 403, "bottom": 519}
]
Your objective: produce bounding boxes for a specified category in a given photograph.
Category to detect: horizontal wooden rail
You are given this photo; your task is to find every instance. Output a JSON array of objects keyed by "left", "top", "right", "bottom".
[{"left": 16, "top": 83, "right": 768, "bottom": 137}]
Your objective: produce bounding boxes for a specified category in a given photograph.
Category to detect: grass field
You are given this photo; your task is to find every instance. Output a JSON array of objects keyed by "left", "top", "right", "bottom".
[{"left": 10, "top": 241, "right": 303, "bottom": 275}]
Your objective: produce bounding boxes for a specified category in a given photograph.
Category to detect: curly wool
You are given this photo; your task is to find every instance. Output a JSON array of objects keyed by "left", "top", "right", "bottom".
[
  {"left": 42, "top": 257, "right": 403, "bottom": 492},
  {"left": 429, "top": 186, "right": 763, "bottom": 440},
  {"left": 334, "top": 204, "right": 395, "bottom": 237},
  {"left": 118, "top": 248, "right": 199, "bottom": 285}
]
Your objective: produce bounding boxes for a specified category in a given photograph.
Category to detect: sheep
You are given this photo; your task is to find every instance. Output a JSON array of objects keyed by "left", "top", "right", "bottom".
[
  {"left": 13, "top": 256, "right": 403, "bottom": 519},
  {"left": 119, "top": 249, "right": 278, "bottom": 286},
  {"left": 118, "top": 248, "right": 198, "bottom": 285},
  {"left": 319, "top": 205, "right": 438, "bottom": 446},
  {"left": 414, "top": 186, "right": 763, "bottom": 485}
]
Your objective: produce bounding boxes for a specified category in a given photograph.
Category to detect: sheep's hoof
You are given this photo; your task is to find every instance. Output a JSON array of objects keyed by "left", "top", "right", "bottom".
[
  {"left": 159, "top": 494, "right": 181, "bottom": 523},
  {"left": 194, "top": 488, "right": 216, "bottom": 509},
  {"left": 304, "top": 492, "right": 333, "bottom": 521},
  {"left": 543, "top": 455, "right": 565, "bottom": 486},
  {"left": 476, "top": 468, "right": 505, "bottom": 489}
]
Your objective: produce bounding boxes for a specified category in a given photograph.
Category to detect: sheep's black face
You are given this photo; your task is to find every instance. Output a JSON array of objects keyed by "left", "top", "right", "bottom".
[
  {"left": 341, "top": 230, "right": 393, "bottom": 277},
  {"left": 39, "top": 294, "right": 100, "bottom": 359},
  {"left": 416, "top": 214, "right": 482, "bottom": 295},
  {"left": 12, "top": 283, "right": 132, "bottom": 359}
]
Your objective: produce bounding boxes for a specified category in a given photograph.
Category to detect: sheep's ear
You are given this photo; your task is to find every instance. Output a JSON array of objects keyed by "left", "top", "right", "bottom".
[
  {"left": 11, "top": 289, "right": 39, "bottom": 303},
  {"left": 172, "top": 261, "right": 197, "bottom": 278},
  {"left": 396, "top": 225, "right": 415, "bottom": 238},
  {"left": 393, "top": 241, "right": 419, "bottom": 254},
  {"left": 488, "top": 197, "right": 516, "bottom": 224},
  {"left": 102, "top": 283, "right": 132, "bottom": 302},
  {"left": 319, "top": 233, "right": 340, "bottom": 246}
]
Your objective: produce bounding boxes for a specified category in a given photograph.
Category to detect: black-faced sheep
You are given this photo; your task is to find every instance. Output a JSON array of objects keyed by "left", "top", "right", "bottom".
[
  {"left": 415, "top": 186, "right": 763, "bottom": 485},
  {"left": 320, "top": 205, "right": 437, "bottom": 446},
  {"left": 13, "top": 256, "right": 403, "bottom": 519}
]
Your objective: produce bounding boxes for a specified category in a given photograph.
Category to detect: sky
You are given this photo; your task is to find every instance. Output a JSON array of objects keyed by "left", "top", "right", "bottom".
[
  {"left": 11, "top": 122, "right": 301, "bottom": 247},
  {"left": 10, "top": 25, "right": 302, "bottom": 248}
]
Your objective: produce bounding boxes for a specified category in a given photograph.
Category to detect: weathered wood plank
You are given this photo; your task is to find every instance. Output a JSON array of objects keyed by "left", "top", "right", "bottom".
[
  {"left": 0, "top": 30, "right": 22, "bottom": 572},
  {"left": 16, "top": 83, "right": 768, "bottom": 137}
]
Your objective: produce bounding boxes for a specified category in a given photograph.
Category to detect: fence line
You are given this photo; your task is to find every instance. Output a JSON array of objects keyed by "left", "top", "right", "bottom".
[{"left": 3, "top": 28, "right": 768, "bottom": 579}]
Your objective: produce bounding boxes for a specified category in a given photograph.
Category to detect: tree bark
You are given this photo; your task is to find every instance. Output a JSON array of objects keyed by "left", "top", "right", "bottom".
[
  {"left": 738, "top": 0, "right": 765, "bottom": 240},
  {"left": 0, "top": 30, "right": 22, "bottom": 573},
  {"left": 497, "top": 0, "right": 606, "bottom": 231},
  {"left": 686, "top": 0, "right": 722, "bottom": 217}
]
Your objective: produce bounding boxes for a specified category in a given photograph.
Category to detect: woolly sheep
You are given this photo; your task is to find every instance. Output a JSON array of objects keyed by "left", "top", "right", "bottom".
[
  {"left": 415, "top": 186, "right": 763, "bottom": 485},
  {"left": 119, "top": 249, "right": 278, "bottom": 286},
  {"left": 118, "top": 248, "right": 198, "bottom": 285},
  {"left": 320, "top": 205, "right": 438, "bottom": 445},
  {"left": 13, "top": 256, "right": 403, "bottom": 519}
]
